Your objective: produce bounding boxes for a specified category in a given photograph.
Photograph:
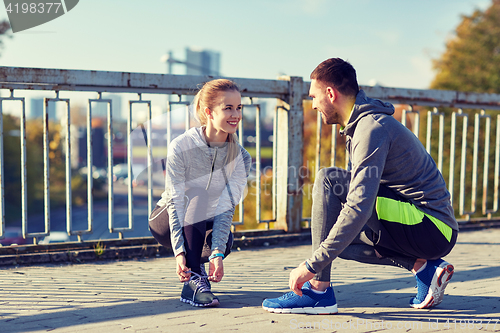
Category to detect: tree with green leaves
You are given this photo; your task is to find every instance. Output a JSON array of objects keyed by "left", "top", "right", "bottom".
[
  {"left": 431, "top": 0, "right": 500, "bottom": 93},
  {"left": 430, "top": 0, "right": 500, "bottom": 220}
]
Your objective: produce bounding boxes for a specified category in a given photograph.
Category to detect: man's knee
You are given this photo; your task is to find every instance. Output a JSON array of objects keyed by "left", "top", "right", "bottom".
[
  {"left": 313, "top": 167, "right": 349, "bottom": 195},
  {"left": 316, "top": 167, "right": 349, "bottom": 182}
]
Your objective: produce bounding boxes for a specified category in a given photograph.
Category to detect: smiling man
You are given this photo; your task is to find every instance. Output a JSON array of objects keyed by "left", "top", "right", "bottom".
[{"left": 262, "top": 58, "right": 458, "bottom": 314}]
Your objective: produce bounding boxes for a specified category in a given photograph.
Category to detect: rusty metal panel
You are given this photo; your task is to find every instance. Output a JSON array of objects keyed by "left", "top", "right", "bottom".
[
  {"left": 272, "top": 106, "right": 283, "bottom": 222},
  {"left": 402, "top": 106, "right": 420, "bottom": 138},
  {"left": 85, "top": 98, "right": 94, "bottom": 238},
  {"left": 130, "top": 96, "right": 154, "bottom": 224},
  {"left": 315, "top": 112, "right": 322, "bottom": 178},
  {"left": 426, "top": 108, "right": 445, "bottom": 172},
  {"left": 43, "top": 96, "right": 72, "bottom": 242},
  {"left": 0, "top": 67, "right": 289, "bottom": 99},
  {"left": 0, "top": 97, "right": 9, "bottom": 240},
  {"left": 127, "top": 100, "right": 135, "bottom": 232},
  {"left": 166, "top": 101, "right": 191, "bottom": 147},
  {"left": 235, "top": 117, "right": 244, "bottom": 227},
  {"left": 331, "top": 124, "right": 338, "bottom": 167},
  {"left": 62, "top": 98, "right": 72, "bottom": 240},
  {"left": 0, "top": 102, "right": 2, "bottom": 240},
  {"left": 106, "top": 99, "right": 114, "bottom": 236},
  {"left": 363, "top": 86, "right": 500, "bottom": 110},
  {"left": 241, "top": 104, "right": 270, "bottom": 229},
  {"left": 302, "top": 82, "right": 500, "bottom": 110},
  {"left": 276, "top": 76, "right": 304, "bottom": 233},
  {"left": 477, "top": 111, "right": 492, "bottom": 216},
  {"left": 489, "top": 115, "right": 500, "bottom": 217}
]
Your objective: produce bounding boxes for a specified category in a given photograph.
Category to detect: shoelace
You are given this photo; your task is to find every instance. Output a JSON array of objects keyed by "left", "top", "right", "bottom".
[
  {"left": 200, "top": 265, "right": 210, "bottom": 284},
  {"left": 187, "top": 271, "right": 210, "bottom": 293},
  {"left": 279, "top": 291, "right": 298, "bottom": 300}
]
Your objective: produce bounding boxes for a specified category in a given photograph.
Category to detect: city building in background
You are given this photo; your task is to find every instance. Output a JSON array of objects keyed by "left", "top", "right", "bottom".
[
  {"left": 162, "top": 47, "right": 221, "bottom": 76},
  {"left": 185, "top": 47, "right": 220, "bottom": 76}
]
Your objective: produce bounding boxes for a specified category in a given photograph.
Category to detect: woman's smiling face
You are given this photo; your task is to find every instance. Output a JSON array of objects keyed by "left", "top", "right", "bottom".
[{"left": 208, "top": 89, "right": 242, "bottom": 135}]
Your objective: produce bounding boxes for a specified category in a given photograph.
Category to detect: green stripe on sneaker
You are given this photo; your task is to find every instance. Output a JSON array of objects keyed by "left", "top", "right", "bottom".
[{"left": 376, "top": 197, "right": 452, "bottom": 242}]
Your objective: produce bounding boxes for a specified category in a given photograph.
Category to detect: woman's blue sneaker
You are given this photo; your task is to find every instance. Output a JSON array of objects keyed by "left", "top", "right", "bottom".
[
  {"left": 262, "top": 281, "right": 338, "bottom": 314},
  {"left": 410, "top": 259, "right": 454, "bottom": 309}
]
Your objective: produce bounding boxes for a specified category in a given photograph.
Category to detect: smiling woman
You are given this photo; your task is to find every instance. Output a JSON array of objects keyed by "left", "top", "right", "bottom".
[{"left": 148, "top": 79, "right": 252, "bottom": 308}]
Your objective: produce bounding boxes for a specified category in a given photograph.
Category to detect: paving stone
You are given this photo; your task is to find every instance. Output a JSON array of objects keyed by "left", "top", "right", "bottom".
[{"left": 0, "top": 229, "right": 499, "bottom": 332}]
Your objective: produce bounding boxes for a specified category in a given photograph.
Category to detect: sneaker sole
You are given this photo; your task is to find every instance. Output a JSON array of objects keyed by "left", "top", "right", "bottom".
[
  {"left": 180, "top": 297, "right": 219, "bottom": 307},
  {"left": 411, "top": 262, "right": 454, "bottom": 309},
  {"left": 262, "top": 304, "right": 338, "bottom": 315},
  {"left": 432, "top": 262, "right": 454, "bottom": 306}
]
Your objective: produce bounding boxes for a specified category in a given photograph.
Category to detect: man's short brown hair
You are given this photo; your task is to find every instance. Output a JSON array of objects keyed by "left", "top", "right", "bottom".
[{"left": 310, "top": 58, "right": 359, "bottom": 98}]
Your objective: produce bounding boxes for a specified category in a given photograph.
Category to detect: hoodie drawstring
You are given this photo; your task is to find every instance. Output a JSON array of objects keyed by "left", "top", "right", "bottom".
[{"left": 205, "top": 147, "right": 218, "bottom": 190}]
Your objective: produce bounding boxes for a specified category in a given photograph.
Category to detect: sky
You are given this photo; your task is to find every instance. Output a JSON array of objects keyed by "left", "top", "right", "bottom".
[{"left": 0, "top": 0, "right": 492, "bottom": 90}]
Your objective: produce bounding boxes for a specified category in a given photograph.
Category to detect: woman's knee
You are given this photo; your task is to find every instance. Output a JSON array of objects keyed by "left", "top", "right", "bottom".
[
  {"left": 148, "top": 205, "right": 171, "bottom": 247},
  {"left": 148, "top": 205, "right": 170, "bottom": 238},
  {"left": 149, "top": 205, "right": 168, "bottom": 230}
]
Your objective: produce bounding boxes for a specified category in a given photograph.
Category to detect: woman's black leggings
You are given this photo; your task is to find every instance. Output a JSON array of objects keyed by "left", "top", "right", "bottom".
[{"left": 149, "top": 188, "right": 233, "bottom": 275}]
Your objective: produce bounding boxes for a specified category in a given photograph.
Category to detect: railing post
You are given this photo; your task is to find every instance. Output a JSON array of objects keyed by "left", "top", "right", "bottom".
[{"left": 276, "top": 76, "right": 304, "bottom": 232}]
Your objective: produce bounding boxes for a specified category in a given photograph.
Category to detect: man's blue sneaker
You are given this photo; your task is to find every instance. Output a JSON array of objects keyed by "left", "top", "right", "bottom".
[
  {"left": 262, "top": 281, "right": 338, "bottom": 314},
  {"left": 410, "top": 259, "right": 454, "bottom": 309}
]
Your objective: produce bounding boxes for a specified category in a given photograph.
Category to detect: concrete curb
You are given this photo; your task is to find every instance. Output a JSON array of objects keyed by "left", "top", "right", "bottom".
[
  {"left": 1, "top": 221, "right": 498, "bottom": 267},
  {"left": 0, "top": 230, "right": 312, "bottom": 267}
]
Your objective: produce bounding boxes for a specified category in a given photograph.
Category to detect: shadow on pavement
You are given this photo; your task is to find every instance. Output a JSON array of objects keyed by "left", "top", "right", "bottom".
[{"left": 0, "top": 290, "right": 285, "bottom": 333}]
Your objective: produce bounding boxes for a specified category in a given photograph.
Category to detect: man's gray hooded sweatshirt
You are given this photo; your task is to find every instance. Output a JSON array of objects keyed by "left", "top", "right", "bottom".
[
  {"left": 307, "top": 90, "right": 458, "bottom": 273},
  {"left": 156, "top": 126, "right": 251, "bottom": 257}
]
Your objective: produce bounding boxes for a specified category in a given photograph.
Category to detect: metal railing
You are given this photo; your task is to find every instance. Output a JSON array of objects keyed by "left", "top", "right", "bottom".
[
  {"left": 0, "top": 67, "right": 499, "bottom": 246},
  {"left": 0, "top": 67, "right": 294, "bottom": 244}
]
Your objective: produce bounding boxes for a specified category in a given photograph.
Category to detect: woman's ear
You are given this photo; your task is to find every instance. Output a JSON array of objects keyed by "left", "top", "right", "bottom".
[{"left": 204, "top": 107, "right": 213, "bottom": 119}]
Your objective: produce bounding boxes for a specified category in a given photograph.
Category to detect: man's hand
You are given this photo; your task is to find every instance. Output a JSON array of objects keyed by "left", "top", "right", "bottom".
[{"left": 289, "top": 262, "right": 315, "bottom": 296}]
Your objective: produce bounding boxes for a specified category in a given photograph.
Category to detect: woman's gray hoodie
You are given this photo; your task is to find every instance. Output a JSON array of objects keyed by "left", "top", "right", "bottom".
[
  {"left": 307, "top": 90, "right": 458, "bottom": 273},
  {"left": 157, "top": 127, "right": 251, "bottom": 257}
]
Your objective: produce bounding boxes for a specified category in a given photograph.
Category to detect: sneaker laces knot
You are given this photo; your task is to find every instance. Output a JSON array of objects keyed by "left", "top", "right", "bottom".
[
  {"left": 280, "top": 292, "right": 296, "bottom": 300},
  {"left": 190, "top": 271, "right": 210, "bottom": 293}
]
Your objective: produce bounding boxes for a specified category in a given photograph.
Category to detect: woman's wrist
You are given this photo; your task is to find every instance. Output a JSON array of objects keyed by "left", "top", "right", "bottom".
[{"left": 209, "top": 252, "right": 224, "bottom": 260}]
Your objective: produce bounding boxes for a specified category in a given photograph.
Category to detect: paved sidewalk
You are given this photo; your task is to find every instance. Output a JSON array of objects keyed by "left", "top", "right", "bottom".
[{"left": 1, "top": 229, "right": 500, "bottom": 333}]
